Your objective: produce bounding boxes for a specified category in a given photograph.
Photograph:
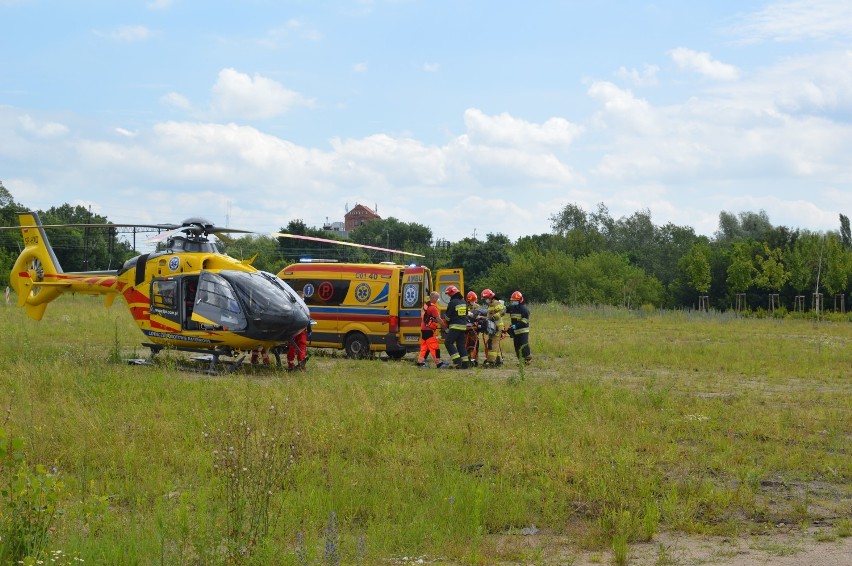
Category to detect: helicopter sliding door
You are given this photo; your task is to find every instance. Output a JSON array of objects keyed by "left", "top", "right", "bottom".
[
  {"left": 192, "top": 271, "right": 248, "bottom": 331},
  {"left": 150, "top": 278, "right": 181, "bottom": 326}
]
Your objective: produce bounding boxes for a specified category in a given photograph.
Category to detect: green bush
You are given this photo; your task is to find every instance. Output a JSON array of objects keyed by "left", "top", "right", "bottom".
[{"left": 0, "top": 428, "right": 63, "bottom": 563}]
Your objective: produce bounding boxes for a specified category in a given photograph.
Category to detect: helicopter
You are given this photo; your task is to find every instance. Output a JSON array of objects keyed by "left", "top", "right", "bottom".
[{"left": 4, "top": 211, "right": 423, "bottom": 373}]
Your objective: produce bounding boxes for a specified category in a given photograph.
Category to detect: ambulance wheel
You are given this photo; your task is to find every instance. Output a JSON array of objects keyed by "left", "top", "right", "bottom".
[{"left": 344, "top": 333, "right": 371, "bottom": 359}]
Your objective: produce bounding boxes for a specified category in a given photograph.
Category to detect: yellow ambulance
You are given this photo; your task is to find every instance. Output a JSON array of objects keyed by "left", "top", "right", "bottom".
[{"left": 277, "top": 261, "right": 463, "bottom": 358}]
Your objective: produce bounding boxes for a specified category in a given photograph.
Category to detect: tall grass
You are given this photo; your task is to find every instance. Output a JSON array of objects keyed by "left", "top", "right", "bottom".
[{"left": 0, "top": 295, "right": 850, "bottom": 564}]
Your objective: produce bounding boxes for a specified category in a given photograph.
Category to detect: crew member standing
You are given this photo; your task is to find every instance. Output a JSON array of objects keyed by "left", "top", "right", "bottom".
[
  {"left": 417, "top": 291, "right": 448, "bottom": 368},
  {"left": 442, "top": 286, "right": 471, "bottom": 369},
  {"left": 287, "top": 289, "right": 310, "bottom": 370},
  {"left": 506, "top": 290, "right": 532, "bottom": 363},
  {"left": 480, "top": 288, "right": 506, "bottom": 367},
  {"left": 465, "top": 290, "right": 482, "bottom": 365},
  {"left": 287, "top": 326, "right": 309, "bottom": 370}
]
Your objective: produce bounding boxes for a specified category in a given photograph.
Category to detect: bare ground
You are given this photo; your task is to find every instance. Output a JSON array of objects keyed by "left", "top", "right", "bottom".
[{"left": 486, "top": 528, "right": 852, "bottom": 565}]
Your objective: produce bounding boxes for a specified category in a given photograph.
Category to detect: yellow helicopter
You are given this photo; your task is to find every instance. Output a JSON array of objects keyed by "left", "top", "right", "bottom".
[{"left": 5, "top": 211, "right": 422, "bottom": 372}]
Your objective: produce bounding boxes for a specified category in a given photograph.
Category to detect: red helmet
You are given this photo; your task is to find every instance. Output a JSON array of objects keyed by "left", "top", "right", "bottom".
[
  {"left": 445, "top": 285, "right": 460, "bottom": 296},
  {"left": 481, "top": 288, "right": 495, "bottom": 300},
  {"left": 466, "top": 291, "right": 477, "bottom": 302},
  {"left": 511, "top": 290, "right": 524, "bottom": 302}
]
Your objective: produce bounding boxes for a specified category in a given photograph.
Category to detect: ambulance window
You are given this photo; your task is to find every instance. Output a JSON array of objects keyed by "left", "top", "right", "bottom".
[{"left": 402, "top": 283, "right": 420, "bottom": 308}]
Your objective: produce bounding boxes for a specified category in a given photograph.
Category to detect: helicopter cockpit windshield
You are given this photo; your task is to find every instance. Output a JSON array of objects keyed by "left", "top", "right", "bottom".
[
  {"left": 218, "top": 270, "right": 302, "bottom": 317},
  {"left": 193, "top": 272, "right": 248, "bottom": 330}
]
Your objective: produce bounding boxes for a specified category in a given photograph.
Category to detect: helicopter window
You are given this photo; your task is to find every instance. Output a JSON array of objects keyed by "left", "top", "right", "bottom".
[
  {"left": 220, "top": 271, "right": 300, "bottom": 316},
  {"left": 152, "top": 279, "right": 178, "bottom": 308},
  {"left": 194, "top": 272, "right": 247, "bottom": 330}
]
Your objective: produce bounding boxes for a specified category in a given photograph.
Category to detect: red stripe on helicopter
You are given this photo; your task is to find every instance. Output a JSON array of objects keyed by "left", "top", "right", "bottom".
[
  {"left": 123, "top": 288, "right": 149, "bottom": 305},
  {"left": 150, "top": 319, "right": 180, "bottom": 332}
]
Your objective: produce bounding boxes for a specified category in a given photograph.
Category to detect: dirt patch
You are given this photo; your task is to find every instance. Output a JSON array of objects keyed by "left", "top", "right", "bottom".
[
  {"left": 615, "top": 529, "right": 852, "bottom": 566},
  {"left": 489, "top": 529, "right": 852, "bottom": 565}
]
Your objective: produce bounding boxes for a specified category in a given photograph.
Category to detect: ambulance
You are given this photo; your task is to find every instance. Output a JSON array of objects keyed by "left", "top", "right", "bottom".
[{"left": 277, "top": 262, "right": 463, "bottom": 358}]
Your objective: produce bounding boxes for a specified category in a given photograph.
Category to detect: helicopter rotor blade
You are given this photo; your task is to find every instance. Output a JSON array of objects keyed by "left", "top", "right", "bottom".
[
  {"left": 0, "top": 218, "right": 423, "bottom": 257},
  {"left": 273, "top": 232, "right": 424, "bottom": 258},
  {"left": 144, "top": 227, "right": 184, "bottom": 244}
]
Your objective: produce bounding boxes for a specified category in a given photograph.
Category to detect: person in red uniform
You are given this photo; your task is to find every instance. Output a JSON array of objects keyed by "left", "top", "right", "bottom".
[
  {"left": 416, "top": 291, "right": 449, "bottom": 368},
  {"left": 287, "top": 289, "right": 311, "bottom": 370},
  {"left": 287, "top": 327, "right": 309, "bottom": 370}
]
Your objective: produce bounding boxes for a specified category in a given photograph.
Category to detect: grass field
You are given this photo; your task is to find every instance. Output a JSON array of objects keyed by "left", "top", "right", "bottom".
[{"left": 1, "top": 295, "right": 850, "bottom": 565}]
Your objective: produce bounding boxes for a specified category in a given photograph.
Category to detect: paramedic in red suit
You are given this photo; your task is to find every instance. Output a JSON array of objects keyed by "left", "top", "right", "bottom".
[{"left": 416, "top": 291, "right": 448, "bottom": 368}]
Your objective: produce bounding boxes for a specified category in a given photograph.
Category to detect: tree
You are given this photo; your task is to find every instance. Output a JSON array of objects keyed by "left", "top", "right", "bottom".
[
  {"left": 547, "top": 202, "right": 607, "bottom": 256},
  {"left": 450, "top": 233, "right": 511, "bottom": 284},
  {"left": 840, "top": 213, "right": 851, "bottom": 249},
  {"left": 37, "top": 204, "right": 135, "bottom": 271},
  {"left": 608, "top": 208, "right": 667, "bottom": 282},
  {"left": 276, "top": 219, "right": 367, "bottom": 263},
  {"left": 549, "top": 203, "right": 589, "bottom": 235},
  {"left": 655, "top": 223, "right": 700, "bottom": 289},
  {"left": 784, "top": 232, "right": 821, "bottom": 295},
  {"left": 679, "top": 242, "right": 711, "bottom": 294},
  {"left": 726, "top": 242, "right": 756, "bottom": 295},
  {"left": 224, "top": 235, "right": 282, "bottom": 273},
  {"left": 0, "top": 182, "right": 26, "bottom": 278},
  {"left": 821, "top": 233, "right": 850, "bottom": 300},
  {"left": 754, "top": 243, "right": 789, "bottom": 307},
  {"left": 714, "top": 210, "right": 773, "bottom": 244},
  {"left": 349, "top": 217, "right": 433, "bottom": 261},
  {"left": 0, "top": 181, "right": 14, "bottom": 209}
]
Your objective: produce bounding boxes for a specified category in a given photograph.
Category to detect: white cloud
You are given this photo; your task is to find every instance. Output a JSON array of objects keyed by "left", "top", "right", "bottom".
[
  {"left": 729, "top": 0, "right": 852, "bottom": 44},
  {"left": 587, "top": 81, "right": 659, "bottom": 135},
  {"left": 97, "top": 25, "right": 151, "bottom": 42},
  {"left": 463, "top": 108, "right": 584, "bottom": 147},
  {"left": 210, "top": 68, "right": 313, "bottom": 120},
  {"left": 744, "top": 50, "right": 852, "bottom": 117},
  {"left": 616, "top": 64, "right": 660, "bottom": 87},
  {"left": 146, "top": 0, "right": 171, "bottom": 9},
  {"left": 18, "top": 114, "right": 68, "bottom": 138},
  {"left": 669, "top": 48, "right": 740, "bottom": 81},
  {"left": 115, "top": 128, "right": 137, "bottom": 138},
  {"left": 161, "top": 92, "right": 193, "bottom": 111},
  {"left": 423, "top": 63, "right": 440, "bottom": 73},
  {"left": 353, "top": 62, "right": 368, "bottom": 73},
  {"left": 258, "top": 19, "right": 322, "bottom": 48}
]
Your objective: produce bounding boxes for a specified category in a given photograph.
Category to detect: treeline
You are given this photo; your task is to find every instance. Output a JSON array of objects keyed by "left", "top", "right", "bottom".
[
  {"left": 475, "top": 205, "right": 852, "bottom": 311},
  {"left": 2, "top": 181, "right": 851, "bottom": 311},
  {"left": 0, "top": 184, "right": 138, "bottom": 287}
]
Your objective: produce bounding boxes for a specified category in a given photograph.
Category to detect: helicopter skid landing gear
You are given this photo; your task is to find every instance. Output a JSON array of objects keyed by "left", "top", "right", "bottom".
[{"left": 139, "top": 343, "right": 248, "bottom": 375}]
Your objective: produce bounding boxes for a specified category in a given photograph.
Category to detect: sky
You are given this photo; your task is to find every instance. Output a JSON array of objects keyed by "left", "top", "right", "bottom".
[{"left": 2, "top": 0, "right": 852, "bottom": 247}]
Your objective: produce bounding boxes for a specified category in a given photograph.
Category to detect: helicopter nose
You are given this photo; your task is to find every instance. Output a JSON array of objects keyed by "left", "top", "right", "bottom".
[{"left": 244, "top": 298, "right": 311, "bottom": 342}]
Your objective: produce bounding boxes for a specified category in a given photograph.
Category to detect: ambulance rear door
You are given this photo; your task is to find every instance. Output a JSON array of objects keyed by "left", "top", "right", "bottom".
[
  {"left": 434, "top": 268, "right": 464, "bottom": 318},
  {"left": 399, "top": 266, "right": 428, "bottom": 350}
]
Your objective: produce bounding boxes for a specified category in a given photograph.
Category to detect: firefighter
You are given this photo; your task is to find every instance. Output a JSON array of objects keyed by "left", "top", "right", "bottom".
[
  {"left": 479, "top": 288, "right": 506, "bottom": 367},
  {"left": 465, "top": 290, "right": 482, "bottom": 365},
  {"left": 442, "top": 285, "right": 471, "bottom": 369},
  {"left": 506, "top": 290, "right": 532, "bottom": 363},
  {"left": 417, "top": 291, "right": 449, "bottom": 368}
]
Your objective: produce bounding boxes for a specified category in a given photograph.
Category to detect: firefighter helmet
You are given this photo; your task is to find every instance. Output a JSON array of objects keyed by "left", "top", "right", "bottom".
[
  {"left": 510, "top": 290, "right": 524, "bottom": 302},
  {"left": 445, "top": 285, "right": 460, "bottom": 296},
  {"left": 466, "top": 291, "right": 477, "bottom": 302},
  {"left": 481, "top": 288, "right": 495, "bottom": 300}
]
